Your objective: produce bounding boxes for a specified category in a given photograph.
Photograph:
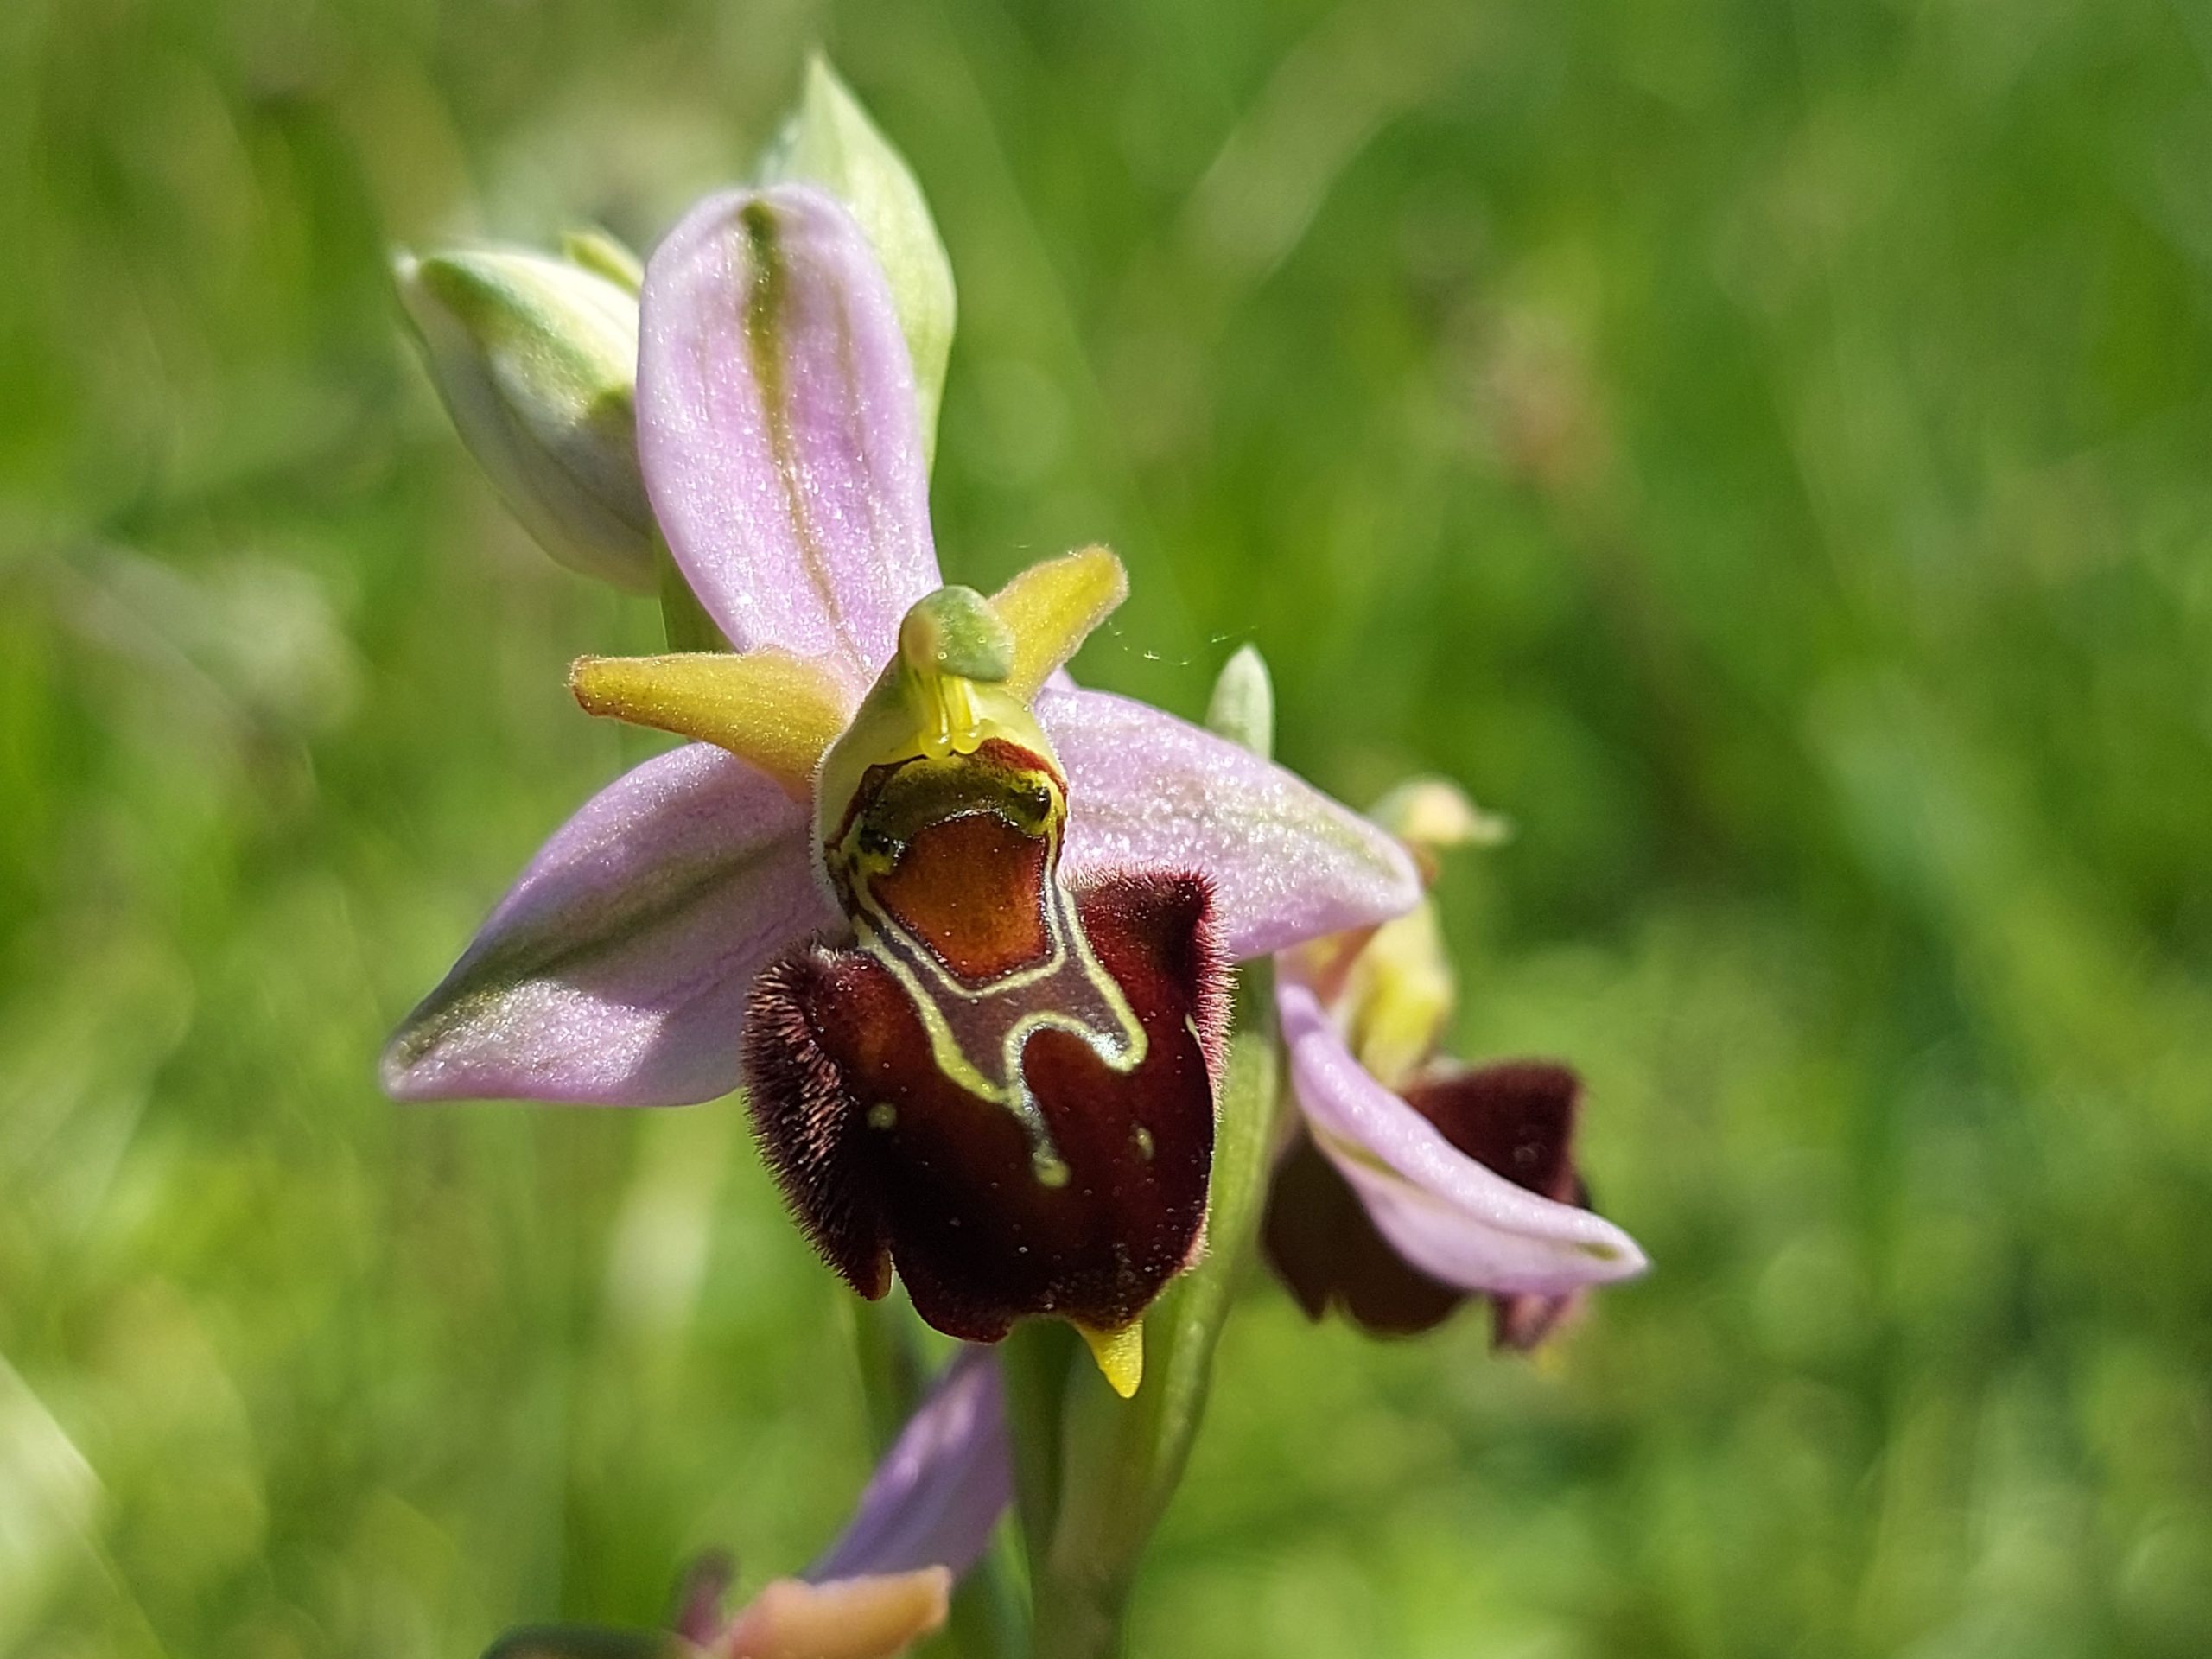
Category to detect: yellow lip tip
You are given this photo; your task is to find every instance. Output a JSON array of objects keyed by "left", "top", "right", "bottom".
[{"left": 1074, "top": 1319, "right": 1143, "bottom": 1398}]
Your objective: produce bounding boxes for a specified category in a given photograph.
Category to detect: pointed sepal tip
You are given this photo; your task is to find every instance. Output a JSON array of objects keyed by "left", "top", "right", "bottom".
[{"left": 1075, "top": 1319, "right": 1144, "bottom": 1398}]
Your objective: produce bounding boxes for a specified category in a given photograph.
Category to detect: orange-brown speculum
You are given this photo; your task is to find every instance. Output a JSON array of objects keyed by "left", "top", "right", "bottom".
[{"left": 867, "top": 812, "right": 1051, "bottom": 981}]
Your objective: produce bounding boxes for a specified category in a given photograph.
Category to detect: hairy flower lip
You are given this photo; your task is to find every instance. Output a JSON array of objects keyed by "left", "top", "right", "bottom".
[
  {"left": 1262, "top": 770, "right": 1649, "bottom": 1341},
  {"left": 746, "top": 869, "right": 1224, "bottom": 1345}
]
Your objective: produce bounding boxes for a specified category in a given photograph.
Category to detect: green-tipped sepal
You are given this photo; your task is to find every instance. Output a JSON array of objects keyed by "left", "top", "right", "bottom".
[{"left": 756, "top": 54, "right": 958, "bottom": 465}]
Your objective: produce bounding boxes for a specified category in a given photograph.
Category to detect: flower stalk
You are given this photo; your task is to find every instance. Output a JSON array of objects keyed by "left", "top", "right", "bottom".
[
  {"left": 1012, "top": 963, "right": 1281, "bottom": 1659},
  {"left": 1002, "top": 648, "right": 1287, "bottom": 1659}
]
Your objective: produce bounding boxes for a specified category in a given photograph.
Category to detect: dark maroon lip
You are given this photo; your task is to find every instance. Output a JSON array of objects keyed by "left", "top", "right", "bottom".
[
  {"left": 743, "top": 870, "right": 1226, "bottom": 1343},
  {"left": 1262, "top": 1058, "right": 1599, "bottom": 1347}
]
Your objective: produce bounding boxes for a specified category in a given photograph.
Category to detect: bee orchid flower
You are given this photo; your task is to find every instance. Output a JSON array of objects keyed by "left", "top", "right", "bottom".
[
  {"left": 381, "top": 184, "right": 1421, "bottom": 1390},
  {"left": 1263, "top": 780, "right": 1649, "bottom": 1344}
]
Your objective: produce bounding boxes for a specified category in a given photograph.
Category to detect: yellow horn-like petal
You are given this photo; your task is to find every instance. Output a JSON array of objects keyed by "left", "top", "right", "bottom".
[
  {"left": 989, "top": 546, "right": 1128, "bottom": 702},
  {"left": 1074, "top": 1318, "right": 1144, "bottom": 1399},
  {"left": 569, "top": 651, "right": 852, "bottom": 800}
]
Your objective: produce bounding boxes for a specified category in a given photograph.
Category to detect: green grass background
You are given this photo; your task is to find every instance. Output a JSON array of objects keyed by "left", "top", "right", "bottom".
[{"left": 5, "top": 0, "right": 2211, "bottom": 1654}]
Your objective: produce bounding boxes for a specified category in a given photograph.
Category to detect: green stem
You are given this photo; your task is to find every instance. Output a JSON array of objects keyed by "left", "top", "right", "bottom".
[
  {"left": 998, "top": 648, "right": 1286, "bottom": 1656},
  {"left": 1027, "top": 1573, "right": 1125, "bottom": 1659},
  {"left": 940, "top": 1535, "right": 1027, "bottom": 1659},
  {"left": 847, "top": 1294, "right": 928, "bottom": 1453},
  {"left": 999, "top": 1319, "right": 1076, "bottom": 1555}
]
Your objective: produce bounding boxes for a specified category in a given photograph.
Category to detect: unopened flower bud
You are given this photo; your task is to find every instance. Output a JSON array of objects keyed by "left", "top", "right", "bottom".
[
  {"left": 1205, "top": 643, "right": 1275, "bottom": 759},
  {"left": 1369, "top": 776, "right": 1512, "bottom": 873},
  {"left": 394, "top": 243, "right": 657, "bottom": 593}
]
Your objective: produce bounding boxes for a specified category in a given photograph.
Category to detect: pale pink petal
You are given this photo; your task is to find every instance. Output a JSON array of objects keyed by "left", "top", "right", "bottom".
[
  {"left": 638, "top": 184, "right": 938, "bottom": 690},
  {"left": 382, "top": 744, "right": 834, "bottom": 1105},
  {"left": 1040, "top": 687, "right": 1421, "bottom": 959},
  {"left": 810, "top": 1348, "right": 1009, "bottom": 1584},
  {"left": 1279, "top": 983, "right": 1648, "bottom": 1297}
]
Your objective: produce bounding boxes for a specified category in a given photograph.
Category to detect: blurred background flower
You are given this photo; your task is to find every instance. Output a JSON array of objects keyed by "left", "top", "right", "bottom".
[{"left": 3, "top": 2, "right": 2210, "bottom": 1656}]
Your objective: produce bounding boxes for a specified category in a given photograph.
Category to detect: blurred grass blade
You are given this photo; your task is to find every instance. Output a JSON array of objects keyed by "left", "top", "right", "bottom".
[{"left": 0, "top": 1358, "right": 100, "bottom": 1650}]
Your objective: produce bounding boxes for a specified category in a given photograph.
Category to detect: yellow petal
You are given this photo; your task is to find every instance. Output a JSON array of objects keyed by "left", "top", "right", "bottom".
[
  {"left": 721, "top": 1568, "right": 951, "bottom": 1659},
  {"left": 1074, "top": 1318, "right": 1144, "bottom": 1399},
  {"left": 569, "top": 651, "right": 852, "bottom": 801},
  {"left": 988, "top": 547, "right": 1128, "bottom": 702},
  {"left": 1340, "top": 899, "right": 1455, "bottom": 1093}
]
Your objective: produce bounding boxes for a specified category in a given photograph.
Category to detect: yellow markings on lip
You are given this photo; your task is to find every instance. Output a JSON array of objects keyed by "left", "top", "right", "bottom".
[
  {"left": 851, "top": 868, "right": 1150, "bottom": 1131},
  {"left": 569, "top": 649, "right": 852, "bottom": 800}
]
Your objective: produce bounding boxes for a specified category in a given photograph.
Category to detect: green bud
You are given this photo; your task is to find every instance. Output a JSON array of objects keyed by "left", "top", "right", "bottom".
[
  {"left": 1205, "top": 643, "right": 1275, "bottom": 759},
  {"left": 1369, "top": 774, "right": 1512, "bottom": 855},
  {"left": 757, "top": 54, "right": 957, "bottom": 467},
  {"left": 558, "top": 227, "right": 645, "bottom": 294},
  {"left": 394, "top": 245, "right": 657, "bottom": 593}
]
